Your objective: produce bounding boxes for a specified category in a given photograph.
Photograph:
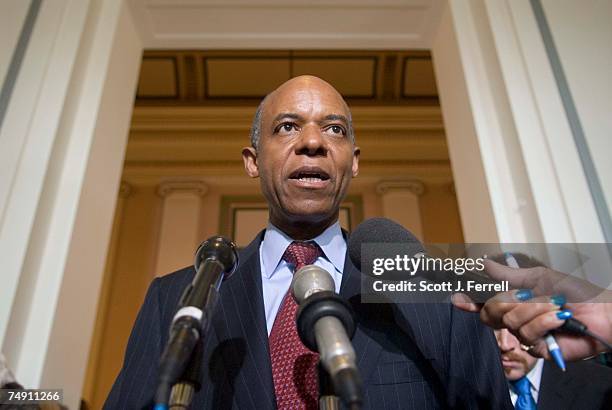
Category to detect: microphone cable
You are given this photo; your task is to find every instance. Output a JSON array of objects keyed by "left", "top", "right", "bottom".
[{"left": 560, "top": 317, "right": 612, "bottom": 351}]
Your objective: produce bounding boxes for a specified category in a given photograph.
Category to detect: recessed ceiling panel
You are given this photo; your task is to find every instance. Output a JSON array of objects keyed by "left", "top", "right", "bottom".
[
  {"left": 137, "top": 58, "right": 178, "bottom": 98},
  {"left": 206, "top": 58, "right": 290, "bottom": 97},
  {"left": 292, "top": 58, "right": 376, "bottom": 97},
  {"left": 403, "top": 57, "right": 437, "bottom": 97}
]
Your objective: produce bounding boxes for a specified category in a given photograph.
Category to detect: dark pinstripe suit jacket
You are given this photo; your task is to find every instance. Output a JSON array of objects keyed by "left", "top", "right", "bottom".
[
  {"left": 537, "top": 360, "right": 612, "bottom": 410},
  {"left": 105, "top": 231, "right": 512, "bottom": 409}
]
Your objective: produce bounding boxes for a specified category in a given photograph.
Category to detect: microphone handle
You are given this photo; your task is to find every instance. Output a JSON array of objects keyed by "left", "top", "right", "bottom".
[
  {"left": 315, "top": 316, "right": 356, "bottom": 377},
  {"left": 297, "top": 290, "right": 363, "bottom": 409},
  {"left": 169, "top": 339, "right": 204, "bottom": 409},
  {"left": 319, "top": 363, "right": 340, "bottom": 410},
  {"left": 155, "top": 317, "right": 200, "bottom": 406},
  {"left": 181, "top": 258, "right": 225, "bottom": 312},
  {"left": 156, "top": 258, "right": 225, "bottom": 406}
]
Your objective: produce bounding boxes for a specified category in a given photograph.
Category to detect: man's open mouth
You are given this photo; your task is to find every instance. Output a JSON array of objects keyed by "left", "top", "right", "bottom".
[{"left": 289, "top": 167, "right": 330, "bottom": 183}]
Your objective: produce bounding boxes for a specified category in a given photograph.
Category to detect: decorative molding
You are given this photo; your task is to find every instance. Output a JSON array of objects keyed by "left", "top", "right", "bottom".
[
  {"left": 156, "top": 180, "right": 208, "bottom": 197},
  {"left": 376, "top": 180, "right": 426, "bottom": 196},
  {"left": 144, "top": 0, "right": 430, "bottom": 8},
  {"left": 125, "top": 106, "right": 449, "bottom": 177},
  {"left": 134, "top": 50, "right": 439, "bottom": 104},
  {"left": 130, "top": 105, "right": 444, "bottom": 132},
  {"left": 122, "top": 161, "right": 454, "bottom": 186},
  {"left": 128, "top": 2, "right": 445, "bottom": 50},
  {"left": 118, "top": 181, "right": 132, "bottom": 198}
]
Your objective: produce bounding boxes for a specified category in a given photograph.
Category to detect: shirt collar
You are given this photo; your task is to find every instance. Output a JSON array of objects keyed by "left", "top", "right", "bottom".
[
  {"left": 526, "top": 358, "right": 544, "bottom": 393},
  {"left": 261, "top": 221, "right": 346, "bottom": 279},
  {"left": 509, "top": 358, "right": 544, "bottom": 395}
]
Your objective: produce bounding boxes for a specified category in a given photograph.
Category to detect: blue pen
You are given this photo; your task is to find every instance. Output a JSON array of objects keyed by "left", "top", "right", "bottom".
[{"left": 503, "top": 252, "right": 566, "bottom": 372}]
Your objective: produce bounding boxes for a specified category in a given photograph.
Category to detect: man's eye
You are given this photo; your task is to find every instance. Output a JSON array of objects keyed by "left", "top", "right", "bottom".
[
  {"left": 276, "top": 123, "right": 297, "bottom": 133},
  {"left": 328, "top": 125, "right": 345, "bottom": 135}
]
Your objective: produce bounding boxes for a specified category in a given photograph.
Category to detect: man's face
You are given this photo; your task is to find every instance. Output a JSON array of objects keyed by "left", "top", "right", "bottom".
[
  {"left": 243, "top": 77, "right": 359, "bottom": 228},
  {"left": 495, "top": 329, "right": 538, "bottom": 381}
]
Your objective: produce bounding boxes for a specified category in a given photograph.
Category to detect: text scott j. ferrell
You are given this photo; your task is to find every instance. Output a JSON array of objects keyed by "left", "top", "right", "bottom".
[{"left": 372, "top": 280, "right": 509, "bottom": 293}]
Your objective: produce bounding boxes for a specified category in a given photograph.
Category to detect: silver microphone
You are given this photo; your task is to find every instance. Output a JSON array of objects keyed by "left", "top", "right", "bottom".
[{"left": 292, "top": 265, "right": 363, "bottom": 408}]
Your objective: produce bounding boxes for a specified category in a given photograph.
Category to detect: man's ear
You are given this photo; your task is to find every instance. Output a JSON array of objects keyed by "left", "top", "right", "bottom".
[
  {"left": 352, "top": 146, "right": 360, "bottom": 177},
  {"left": 242, "top": 147, "right": 259, "bottom": 177}
]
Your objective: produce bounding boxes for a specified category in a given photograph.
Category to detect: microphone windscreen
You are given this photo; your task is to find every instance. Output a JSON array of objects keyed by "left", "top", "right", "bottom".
[
  {"left": 348, "top": 217, "right": 424, "bottom": 271},
  {"left": 194, "top": 236, "right": 239, "bottom": 278},
  {"left": 291, "top": 265, "right": 335, "bottom": 304}
]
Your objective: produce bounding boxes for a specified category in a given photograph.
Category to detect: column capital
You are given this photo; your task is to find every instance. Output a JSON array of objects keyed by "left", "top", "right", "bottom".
[
  {"left": 157, "top": 180, "right": 208, "bottom": 197},
  {"left": 376, "top": 180, "right": 425, "bottom": 196}
]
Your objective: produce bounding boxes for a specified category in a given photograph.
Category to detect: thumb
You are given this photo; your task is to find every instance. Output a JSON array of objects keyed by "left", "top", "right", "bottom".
[
  {"left": 483, "top": 259, "right": 531, "bottom": 288},
  {"left": 451, "top": 293, "right": 482, "bottom": 313}
]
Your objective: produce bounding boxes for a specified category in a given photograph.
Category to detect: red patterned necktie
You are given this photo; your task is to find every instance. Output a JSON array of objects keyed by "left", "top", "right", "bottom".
[{"left": 269, "top": 241, "right": 322, "bottom": 409}]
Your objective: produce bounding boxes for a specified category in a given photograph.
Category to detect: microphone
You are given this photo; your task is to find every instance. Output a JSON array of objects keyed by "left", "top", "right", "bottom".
[
  {"left": 348, "top": 218, "right": 423, "bottom": 272},
  {"left": 155, "top": 236, "right": 238, "bottom": 409},
  {"left": 348, "top": 218, "right": 501, "bottom": 302},
  {"left": 291, "top": 265, "right": 363, "bottom": 409}
]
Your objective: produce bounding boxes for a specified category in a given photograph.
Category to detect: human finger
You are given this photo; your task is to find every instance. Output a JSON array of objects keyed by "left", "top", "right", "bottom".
[
  {"left": 514, "top": 309, "right": 573, "bottom": 345},
  {"left": 451, "top": 293, "right": 481, "bottom": 312}
]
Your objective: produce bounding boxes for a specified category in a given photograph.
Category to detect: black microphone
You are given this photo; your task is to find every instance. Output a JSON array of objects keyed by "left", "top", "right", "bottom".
[
  {"left": 155, "top": 236, "right": 238, "bottom": 408},
  {"left": 348, "top": 217, "right": 500, "bottom": 302},
  {"left": 292, "top": 265, "right": 363, "bottom": 409}
]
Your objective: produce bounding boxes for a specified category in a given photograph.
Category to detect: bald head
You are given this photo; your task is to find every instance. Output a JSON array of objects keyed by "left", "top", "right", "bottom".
[
  {"left": 241, "top": 75, "right": 359, "bottom": 239},
  {"left": 250, "top": 76, "right": 354, "bottom": 149}
]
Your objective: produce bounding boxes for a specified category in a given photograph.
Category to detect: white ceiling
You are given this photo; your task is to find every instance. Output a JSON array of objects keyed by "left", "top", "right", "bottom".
[{"left": 128, "top": 0, "right": 445, "bottom": 49}]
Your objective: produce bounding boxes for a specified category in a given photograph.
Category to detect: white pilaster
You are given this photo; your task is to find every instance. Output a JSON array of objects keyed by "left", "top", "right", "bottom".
[
  {"left": 376, "top": 180, "right": 425, "bottom": 240},
  {"left": 433, "top": 0, "right": 541, "bottom": 243},
  {"left": 1, "top": 0, "right": 91, "bottom": 349},
  {"left": 432, "top": 0, "right": 606, "bottom": 244},
  {"left": 155, "top": 181, "right": 208, "bottom": 276}
]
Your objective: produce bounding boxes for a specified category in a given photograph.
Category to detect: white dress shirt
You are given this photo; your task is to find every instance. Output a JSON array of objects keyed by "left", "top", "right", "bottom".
[
  {"left": 258, "top": 221, "right": 346, "bottom": 335},
  {"left": 509, "top": 358, "right": 544, "bottom": 407}
]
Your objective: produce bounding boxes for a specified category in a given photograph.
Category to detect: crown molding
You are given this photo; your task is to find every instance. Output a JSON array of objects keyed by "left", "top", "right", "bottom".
[
  {"left": 156, "top": 180, "right": 209, "bottom": 197},
  {"left": 376, "top": 179, "right": 426, "bottom": 196},
  {"left": 129, "top": 0, "right": 444, "bottom": 49},
  {"left": 130, "top": 105, "right": 444, "bottom": 132}
]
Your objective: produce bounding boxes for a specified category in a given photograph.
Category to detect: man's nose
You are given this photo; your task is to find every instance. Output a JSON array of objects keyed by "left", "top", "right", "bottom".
[
  {"left": 296, "top": 124, "right": 326, "bottom": 156},
  {"left": 496, "top": 329, "right": 516, "bottom": 352}
]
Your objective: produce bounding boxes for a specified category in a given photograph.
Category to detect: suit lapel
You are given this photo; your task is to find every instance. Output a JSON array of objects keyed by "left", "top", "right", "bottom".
[
  {"left": 339, "top": 232, "right": 440, "bottom": 385},
  {"left": 207, "top": 232, "right": 276, "bottom": 409},
  {"left": 538, "top": 361, "right": 575, "bottom": 409},
  {"left": 340, "top": 256, "right": 385, "bottom": 383}
]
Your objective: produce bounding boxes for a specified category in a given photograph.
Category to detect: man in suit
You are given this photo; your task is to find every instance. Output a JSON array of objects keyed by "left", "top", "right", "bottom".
[
  {"left": 105, "top": 75, "right": 512, "bottom": 409},
  {"left": 495, "top": 327, "right": 612, "bottom": 409}
]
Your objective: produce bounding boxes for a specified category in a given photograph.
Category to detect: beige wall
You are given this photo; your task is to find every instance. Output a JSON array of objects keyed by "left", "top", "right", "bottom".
[
  {"left": 420, "top": 182, "right": 463, "bottom": 243},
  {"left": 85, "top": 184, "right": 161, "bottom": 408}
]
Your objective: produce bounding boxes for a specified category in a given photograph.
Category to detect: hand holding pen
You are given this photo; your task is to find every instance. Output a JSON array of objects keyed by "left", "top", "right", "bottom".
[
  {"left": 502, "top": 253, "right": 567, "bottom": 371},
  {"left": 452, "top": 258, "right": 612, "bottom": 362}
]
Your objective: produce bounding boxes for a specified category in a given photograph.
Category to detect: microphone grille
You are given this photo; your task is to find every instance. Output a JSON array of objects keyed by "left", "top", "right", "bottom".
[{"left": 291, "top": 265, "right": 335, "bottom": 304}]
